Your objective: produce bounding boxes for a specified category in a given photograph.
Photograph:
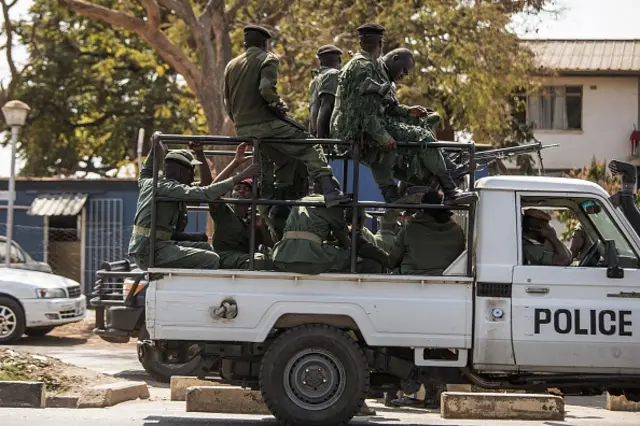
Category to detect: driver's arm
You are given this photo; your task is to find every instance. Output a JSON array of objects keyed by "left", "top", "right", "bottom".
[{"left": 547, "top": 233, "right": 572, "bottom": 266}]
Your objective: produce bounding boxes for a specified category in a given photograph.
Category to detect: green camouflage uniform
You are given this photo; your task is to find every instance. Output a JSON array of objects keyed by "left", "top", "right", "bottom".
[
  {"left": 522, "top": 237, "right": 555, "bottom": 265},
  {"left": 377, "top": 60, "right": 449, "bottom": 186},
  {"left": 389, "top": 212, "right": 465, "bottom": 275},
  {"left": 210, "top": 203, "right": 271, "bottom": 270},
  {"left": 308, "top": 66, "right": 340, "bottom": 136},
  {"left": 128, "top": 149, "right": 234, "bottom": 270},
  {"left": 272, "top": 195, "right": 384, "bottom": 274},
  {"left": 374, "top": 229, "right": 396, "bottom": 253}
]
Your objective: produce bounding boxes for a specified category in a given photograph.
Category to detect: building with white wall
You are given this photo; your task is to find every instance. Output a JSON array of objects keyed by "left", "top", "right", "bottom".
[{"left": 521, "top": 40, "right": 640, "bottom": 173}]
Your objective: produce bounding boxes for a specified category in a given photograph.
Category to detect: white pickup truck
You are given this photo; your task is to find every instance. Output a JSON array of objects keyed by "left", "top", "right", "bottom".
[{"left": 96, "top": 153, "right": 640, "bottom": 426}]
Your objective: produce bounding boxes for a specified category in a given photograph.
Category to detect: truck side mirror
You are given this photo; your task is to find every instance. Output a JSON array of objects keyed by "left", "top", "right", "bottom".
[{"left": 605, "top": 240, "right": 624, "bottom": 279}]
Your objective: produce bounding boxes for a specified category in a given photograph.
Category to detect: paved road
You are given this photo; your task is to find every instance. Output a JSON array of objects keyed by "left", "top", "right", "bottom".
[{"left": 1, "top": 399, "right": 638, "bottom": 426}]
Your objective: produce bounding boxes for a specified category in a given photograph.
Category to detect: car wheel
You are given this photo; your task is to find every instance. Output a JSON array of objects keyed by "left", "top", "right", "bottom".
[
  {"left": 25, "top": 326, "right": 56, "bottom": 337},
  {"left": 0, "top": 296, "right": 26, "bottom": 344},
  {"left": 259, "top": 324, "right": 369, "bottom": 426}
]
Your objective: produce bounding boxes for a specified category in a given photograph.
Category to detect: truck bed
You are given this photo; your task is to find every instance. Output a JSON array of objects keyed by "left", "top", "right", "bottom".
[{"left": 146, "top": 268, "right": 473, "bottom": 349}]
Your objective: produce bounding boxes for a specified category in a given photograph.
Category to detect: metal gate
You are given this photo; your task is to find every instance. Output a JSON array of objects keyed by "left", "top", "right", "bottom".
[{"left": 84, "top": 198, "right": 124, "bottom": 293}]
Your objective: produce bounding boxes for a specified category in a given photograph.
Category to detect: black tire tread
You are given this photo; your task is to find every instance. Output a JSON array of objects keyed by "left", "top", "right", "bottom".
[
  {"left": 259, "top": 324, "right": 369, "bottom": 426},
  {"left": 138, "top": 326, "right": 203, "bottom": 383}
]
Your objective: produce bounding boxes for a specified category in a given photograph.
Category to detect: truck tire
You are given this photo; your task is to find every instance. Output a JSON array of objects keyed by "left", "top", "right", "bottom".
[
  {"left": 259, "top": 324, "right": 369, "bottom": 426},
  {"left": 137, "top": 326, "right": 204, "bottom": 383},
  {"left": 0, "top": 296, "right": 26, "bottom": 344},
  {"left": 25, "top": 326, "right": 56, "bottom": 337}
]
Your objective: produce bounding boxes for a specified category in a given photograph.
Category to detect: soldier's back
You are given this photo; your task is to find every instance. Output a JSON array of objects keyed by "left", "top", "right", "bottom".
[{"left": 225, "top": 47, "right": 277, "bottom": 127}]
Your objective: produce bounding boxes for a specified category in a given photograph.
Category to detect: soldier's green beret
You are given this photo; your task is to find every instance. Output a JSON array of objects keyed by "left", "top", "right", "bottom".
[
  {"left": 356, "top": 23, "right": 385, "bottom": 38},
  {"left": 165, "top": 149, "right": 202, "bottom": 168},
  {"left": 243, "top": 24, "right": 271, "bottom": 39},
  {"left": 317, "top": 45, "right": 343, "bottom": 58}
]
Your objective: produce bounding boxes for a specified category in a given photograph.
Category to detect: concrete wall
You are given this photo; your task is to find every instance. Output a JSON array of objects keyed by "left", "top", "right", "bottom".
[{"left": 532, "top": 75, "right": 640, "bottom": 171}]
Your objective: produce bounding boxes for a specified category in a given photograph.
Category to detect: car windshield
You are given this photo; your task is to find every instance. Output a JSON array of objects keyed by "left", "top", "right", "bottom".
[
  {"left": 582, "top": 200, "right": 636, "bottom": 258},
  {"left": 0, "top": 241, "right": 25, "bottom": 264}
]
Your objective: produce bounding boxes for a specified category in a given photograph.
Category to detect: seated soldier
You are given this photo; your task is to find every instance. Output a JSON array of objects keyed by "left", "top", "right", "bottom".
[
  {"left": 128, "top": 142, "right": 258, "bottom": 270},
  {"left": 374, "top": 209, "right": 399, "bottom": 254},
  {"left": 344, "top": 207, "right": 391, "bottom": 270},
  {"left": 522, "top": 208, "right": 572, "bottom": 266},
  {"left": 207, "top": 143, "right": 273, "bottom": 270},
  {"left": 271, "top": 179, "right": 387, "bottom": 274},
  {"left": 389, "top": 190, "right": 465, "bottom": 275}
]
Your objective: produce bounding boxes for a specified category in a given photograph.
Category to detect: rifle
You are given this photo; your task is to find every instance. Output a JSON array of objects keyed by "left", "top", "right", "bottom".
[{"left": 448, "top": 141, "right": 559, "bottom": 181}]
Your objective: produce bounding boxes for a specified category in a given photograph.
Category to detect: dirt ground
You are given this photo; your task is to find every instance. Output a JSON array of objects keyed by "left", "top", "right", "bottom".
[{"left": 0, "top": 347, "right": 118, "bottom": 396}]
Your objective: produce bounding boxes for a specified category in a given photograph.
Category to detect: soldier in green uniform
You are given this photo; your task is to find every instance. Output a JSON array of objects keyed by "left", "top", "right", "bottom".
[
  {"left": 522, "top": 209, "right": 572, "bottom": 266},
  {"left": 389, "top": 190, "right": 465, "bottom": 275},
  {"left": 330, "top": 24, "right": 471, "bottom": 205},
  {"left": 128, "top": 142, "right": 258, "bottom": 270},
  {"left": 374, "top": 210, "right": 399, "bottom": 254},
  {"left": 271, "top": 179, "right": 387, "bottom": 274},
  {"left": 309, "top": 45, "right": 343, "bottom": 138},
  {"left": 201, "top": 143, "right": 273, "bottom": 270},
  {"left": 223, "top": 24, "right": 349, "bottom": 209}
]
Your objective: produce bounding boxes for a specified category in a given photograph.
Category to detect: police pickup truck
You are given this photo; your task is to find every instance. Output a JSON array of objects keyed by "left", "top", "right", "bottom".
[{"left": 95, "top": 148, "right": 640, "bottom": 426}]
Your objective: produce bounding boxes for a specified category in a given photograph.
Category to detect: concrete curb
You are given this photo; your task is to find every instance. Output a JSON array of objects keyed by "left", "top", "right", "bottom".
[
  {"left": 78, "top": 381, "right": 150, "bottom": 408},
  {"left": 185, "top": 386, "right": 270, "bottom": 414},
  {"left": 606, "top": 393, "right": 640, "bottom": 411},
  {"left": 46, "top": 395, "right": 79, "bottom": 408},
  {"left": 440, "top": 391, "right": 564, "bottom": 420},
  {"left": 170, "top": 376, "right": 225, "bottom": 401},
  {"left": 0, "top": 381, "right": 45, "bottom": 408}
]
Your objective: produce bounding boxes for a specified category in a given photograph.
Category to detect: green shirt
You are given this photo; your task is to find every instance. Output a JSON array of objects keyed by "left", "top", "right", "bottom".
[
  {"left": 522, "top": 237, "right": 555, "bottom": 265},
  {"left": 309, "top": 67, "right": 340, "bottom": 134},
  {"left": 127, "top": 149, "right": 234, "bottom": 255},
  {"left": 224, "top": 46, "right": 281, "bottom": 127},
  {"left": 271, "top": 194, "right": 349, "bottom": 267},
  {"left": 374, "top": 229, "right": 396, "bottom": 254},
  {"left": 330, "top": 50, "right": 392, "bottom": 146},
  {"left": 210, "top": 204, "right": 263, "bottom": 253},
  {"left": 389, "top": 212, "right": 465, "bottom": 275}
]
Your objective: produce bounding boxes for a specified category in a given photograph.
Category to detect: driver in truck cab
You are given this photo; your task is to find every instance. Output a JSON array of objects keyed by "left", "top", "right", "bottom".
[
  {"left": 128, "top": 142, "right": 258, "bottom": 270},
  {"left": 522, "top": 208, "right": 572, "bottom": 266}
]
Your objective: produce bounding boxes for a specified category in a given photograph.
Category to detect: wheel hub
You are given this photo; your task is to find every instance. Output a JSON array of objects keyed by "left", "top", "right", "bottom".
[
  {"left": 283, "top": 348, "right": 346, "bottom": 411},
  {"left": 0, "top": 306, "right": 17, "bottom": 337}
]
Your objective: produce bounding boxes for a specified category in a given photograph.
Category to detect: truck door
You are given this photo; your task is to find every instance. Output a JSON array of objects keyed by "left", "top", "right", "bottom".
[{"left": 511, "top": 194, "right": 640, "bottom": 373}]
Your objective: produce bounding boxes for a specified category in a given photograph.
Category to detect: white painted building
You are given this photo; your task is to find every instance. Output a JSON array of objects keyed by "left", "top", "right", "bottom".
[{"left": 521, "top": 40, "right": 640, "bottom": 173}]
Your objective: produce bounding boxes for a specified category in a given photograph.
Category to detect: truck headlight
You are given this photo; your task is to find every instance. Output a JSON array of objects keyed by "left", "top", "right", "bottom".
[{"left": 35, "top": 288, "right": 67, "bottom": 299}]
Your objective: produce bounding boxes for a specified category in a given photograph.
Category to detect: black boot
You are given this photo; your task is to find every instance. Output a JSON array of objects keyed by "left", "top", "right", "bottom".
[
  {"left": 437, "top": 171, "right": 478, "bottom": 205},
  {"left": 319, "top": 175, "right": 351, "bottom": 207}
]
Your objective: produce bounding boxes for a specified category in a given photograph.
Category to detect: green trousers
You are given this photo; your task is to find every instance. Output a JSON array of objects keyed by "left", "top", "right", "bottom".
[
  {"left": 274, "top": 251, "right": 384, "bottom": 275},
  {"left": 218, "top": 251, "right": 272, "bottom": 270},
  {"left": 134, "top": 241, "right": 219, "bottom": 270}
]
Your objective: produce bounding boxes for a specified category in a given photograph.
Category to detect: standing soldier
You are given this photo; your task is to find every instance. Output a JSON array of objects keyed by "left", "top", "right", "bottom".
[
  {"left": 128, "top": 142, "right": 258, "bottom": 270},
  {"left": 309, "top": 45, "right": 343, "bottom": 138},
  {"left": 223, "top": 24, "right": 350, "bottom": 208},
  {"left": 331, "top": 24, "right": 472, "bottom": 204}
]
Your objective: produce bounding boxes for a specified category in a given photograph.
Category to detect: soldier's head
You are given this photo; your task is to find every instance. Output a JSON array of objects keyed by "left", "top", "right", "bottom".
[
  {"left": 232, "top": 177, "right": 253, "bottom": 199},
  {"left": 522, "top": 208, "right": 551, "bottom": 241},
  {"left": 164, "top": 149, "right": 201, "bottom": 185},
  {"left": 357, "top": 23, "right": 385, "bottom": 58},
  {"left": 421, "top": 190, "right": 452, "bottom": 223},
  {"left": 316, "top": 45, "right": 343, "bottom": 69},
  {"left": 383, "top": 48, "right": 415, "bottom": 83},
  {"left": 243, "top": 24, "right": 271, "bottom": 51}
]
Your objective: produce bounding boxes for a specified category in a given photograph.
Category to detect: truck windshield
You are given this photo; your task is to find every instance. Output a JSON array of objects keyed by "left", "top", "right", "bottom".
[{"left": 583, "top": 201, "right": 636, "bottom": 258}]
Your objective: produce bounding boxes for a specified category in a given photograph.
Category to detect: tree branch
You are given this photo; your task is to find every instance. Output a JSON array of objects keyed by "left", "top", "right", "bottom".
[
  {"left": 59, "top": 0, "right": 202, "bottom": 90},
  {"left": 225, "top": 0, "right": 248, "bottom": 24},
  {"left": 1, "top": 0, "right": 18, "bottom": 79},
  {"left": 157, "top": 0, "right": 197, "bottom": 27},
  {"left": 140, "top": 0, "right": 162, "bottom": 33}
]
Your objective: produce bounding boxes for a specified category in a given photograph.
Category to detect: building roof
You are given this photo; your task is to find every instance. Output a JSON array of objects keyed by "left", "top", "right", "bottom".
[
  {"left": 524, "top": 39, "right": 640, "bottom": 74},
  {"left": 27, "top": 193, "right": 88, "bottom": 216},
  {"left": 476, "top": 175, "right": 609, "bottom": 198}
]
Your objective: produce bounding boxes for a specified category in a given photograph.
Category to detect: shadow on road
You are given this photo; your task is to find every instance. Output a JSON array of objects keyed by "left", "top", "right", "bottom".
[
  {"left": 114, "top": 369, "right": 169, "bottom": 388},
  {"left": 16, "top": 335, "right": 89, "bottom": 346},
  {"left": 143, "top": 416, "right": 459, "bottom": 426}
]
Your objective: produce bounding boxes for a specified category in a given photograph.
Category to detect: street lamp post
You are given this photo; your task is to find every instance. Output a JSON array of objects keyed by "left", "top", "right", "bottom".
[{"left": 2, "top": 100, "right": 30, "bottom": 268}]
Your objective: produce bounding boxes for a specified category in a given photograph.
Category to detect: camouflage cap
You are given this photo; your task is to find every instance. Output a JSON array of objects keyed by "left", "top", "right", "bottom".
[
  {"left": 317, "top": 45, "right": 343, "bottom": 58},
  {"left": 523, "top": 208, "right": 551, "bottom": 221},
  {"left": 356, "top": 23, "right": 385, "bottom": 38},
  {"left": 243, "top": 24, "right": 271, "bottom": 39},
  {"left": 165, "top": 149, "right": 202, "bottom": 168}
]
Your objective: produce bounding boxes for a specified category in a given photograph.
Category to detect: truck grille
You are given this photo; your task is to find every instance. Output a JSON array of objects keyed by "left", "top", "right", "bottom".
[
  {"left": 59, "top": 309, "right": 81, "bottom": 319},
  {"left": 67, "top": 285, "right": 82, "bottom": 299}
]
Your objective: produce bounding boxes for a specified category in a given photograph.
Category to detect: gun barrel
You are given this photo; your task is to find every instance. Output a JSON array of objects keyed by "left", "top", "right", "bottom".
[{"left": 466, "top": 142, "right": 558, "bottom": 162}]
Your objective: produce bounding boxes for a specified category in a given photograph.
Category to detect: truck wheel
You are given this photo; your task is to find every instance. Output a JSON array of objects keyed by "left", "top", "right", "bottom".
[
  {"left": 0, "top": 296, "right": 26, "bottom": 344},
  {"left": 259, "top": 324, "right": 369, "bottom": 426},
  {"left": 25, "top": 326, "right": 56, "bottom": 337},
  {"left": 137, "top": 326, "right": 204, "bottom": 383}
]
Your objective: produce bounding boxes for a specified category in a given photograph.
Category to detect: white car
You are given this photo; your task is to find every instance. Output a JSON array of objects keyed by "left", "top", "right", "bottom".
[
  {"left": 0, "top": 236, "right": 52, "bottom": 274},
  {"left": 0, "top": 268, "right": 86, "bottom": 344}
]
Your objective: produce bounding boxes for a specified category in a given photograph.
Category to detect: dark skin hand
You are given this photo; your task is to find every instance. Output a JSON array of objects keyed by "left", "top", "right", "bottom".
[{"left": 537, "top": 224, "right": 572, "bottom": 266}]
